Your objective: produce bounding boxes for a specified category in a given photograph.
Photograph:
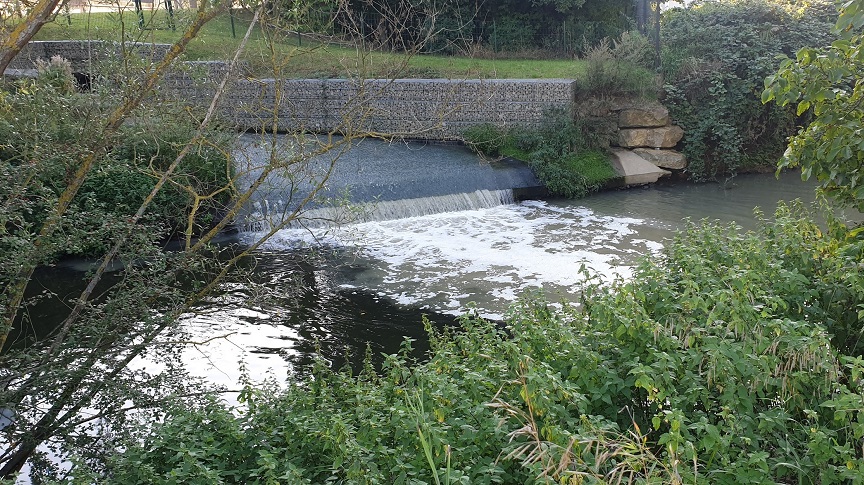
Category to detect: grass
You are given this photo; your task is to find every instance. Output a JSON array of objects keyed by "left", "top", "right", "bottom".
[{"left": 33, "top": 10, "right": 586, "bottom": 79}]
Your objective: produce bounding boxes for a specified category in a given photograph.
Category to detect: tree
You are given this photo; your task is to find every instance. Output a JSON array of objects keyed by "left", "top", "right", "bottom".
[
  {"left": 0, "top": 0, "right": 68, "bottom": 73},
  {"left": 763, "top": 0, "right": 864, "bottom": 211},
  {"left": 0, "top": 0, "right": 444, "bottom": 480},
  {"left": 661, "top": 0, "right": 837, "bottom": 181}
]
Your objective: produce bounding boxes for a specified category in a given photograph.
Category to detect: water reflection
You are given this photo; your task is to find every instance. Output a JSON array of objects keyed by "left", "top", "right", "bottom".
[
  {"left": 178, "top": 249, "right": 455, "bottom": 383},
  {"left": 13, "top": 171, "right": 844, "bottom": 384}
]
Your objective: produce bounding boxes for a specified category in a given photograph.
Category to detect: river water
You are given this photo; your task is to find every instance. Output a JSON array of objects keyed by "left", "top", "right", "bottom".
[{"left": 179, "top": 155, "right": 833, "bottom": 385}]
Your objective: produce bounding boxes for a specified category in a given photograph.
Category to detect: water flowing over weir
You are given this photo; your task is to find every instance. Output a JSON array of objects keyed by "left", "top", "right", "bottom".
[
  {"left": 176, "top": 138, "right": 826, "bottom": 381},
  {"left": 234, "top": 134, "right": 545, "bottom": 229}
]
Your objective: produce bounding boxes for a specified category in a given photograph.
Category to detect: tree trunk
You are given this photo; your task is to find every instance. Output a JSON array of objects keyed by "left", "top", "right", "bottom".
[{"left": 0, "top": 0, "right": 68, "bottom": 74}]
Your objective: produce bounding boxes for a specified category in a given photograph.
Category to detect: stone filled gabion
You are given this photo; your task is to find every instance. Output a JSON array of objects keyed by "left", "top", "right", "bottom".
[
  {"left": 219, "top": 78, "right": 577, "bottom": 139},
  {"left": 9, "top": 42, "right": 577, "bottom": 140}
]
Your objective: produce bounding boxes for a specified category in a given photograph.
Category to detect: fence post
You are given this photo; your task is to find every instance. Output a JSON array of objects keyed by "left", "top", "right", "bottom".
[
  {"left": 166, "top": 0, "right": 175, "bottom": 32},
  {"left": 493, "top": 20, "right": 497, "bottom": 52},
  {"left": 134, "top": 0, "right": 145, "bottom": 30}
]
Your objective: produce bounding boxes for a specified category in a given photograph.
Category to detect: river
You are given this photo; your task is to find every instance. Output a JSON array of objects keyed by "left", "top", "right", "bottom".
[{"left": 179, "top": 161, "right": 833, "bottom": 386}]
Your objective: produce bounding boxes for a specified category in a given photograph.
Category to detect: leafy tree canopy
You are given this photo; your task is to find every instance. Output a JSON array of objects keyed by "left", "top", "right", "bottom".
[
  {"left": 763, "top": 0, "right": 864, "bottom": 211},
  {"left": 531, "top": 0, "right": 586, "bottom": 13},
  {"left": 661, "top": 0, "right": 836, "bottom": 181}
]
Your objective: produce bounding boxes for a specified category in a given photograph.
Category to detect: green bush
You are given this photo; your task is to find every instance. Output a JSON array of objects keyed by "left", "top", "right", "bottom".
[
  {"left": 0, "top": 79, "right": 231, "bottom": 257},
  {"left": 580, "top": 31, "right": 657, "bottom": 97},
  {"left": 462, "top": 110, "right": 618, "bottom": 198},
  {"left": 530, "top": 149, "right": 618, "bottom": 198},
  {"left": 661, "top": 0, "right": 837, "bottom": 181},
  {"left": 34, "top": 56, "right": 77, "bottom": 94},
  {"left": 89, "top": 203, "right": 864, "bottom": 484},
  {"left": 462, "top": 123, "right": 508, "bottom": 157},
  {"left": 487, "top": 14, "right": 538, "bottom": 52}
]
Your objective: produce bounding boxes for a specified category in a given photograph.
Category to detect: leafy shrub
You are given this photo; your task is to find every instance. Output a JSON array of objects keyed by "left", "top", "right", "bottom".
[
  {"left": 462, "top": 109, "right": 619, "bottom": 198},
  {"left": 763, "top": 0, "right": 864, "bottom": 212},
  {"left": 530, "top": 149, "right": 618, "bottom": 198},
  {"left": 34, "top": 55, "right": 76, "bottom": 94},
  {"left": 488, "top": 15, "right": 538, "bottom": 52},
  {"left": 0, "top": 81, "right": 231, "bottom": 256},
  {"left": 91, "top": 202, "right": 864, "bottom": 484},
  {"left": 462, "top": 123, "right": 507, "bottom": 157},
  {"left": 661, "top": 0, "right": 837, "bottom": 181},
  {"left": 580, "top": 31, "right": 657, "bottom": 97},
  {"left": 512, "top": 109, "right": 618, "bottom": 197}
]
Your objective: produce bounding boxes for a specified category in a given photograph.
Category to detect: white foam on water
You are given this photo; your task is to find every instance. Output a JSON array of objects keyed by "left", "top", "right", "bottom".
[{"left": 249, "top": 200, "right": 660, "bottom": 318}]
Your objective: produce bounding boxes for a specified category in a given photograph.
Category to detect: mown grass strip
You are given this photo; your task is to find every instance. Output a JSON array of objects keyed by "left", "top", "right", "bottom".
[{"left": 34, "top": 10, "right": 586, "bottom": 79}]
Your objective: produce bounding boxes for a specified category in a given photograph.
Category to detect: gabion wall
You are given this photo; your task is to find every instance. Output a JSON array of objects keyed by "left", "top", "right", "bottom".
[
  {"left": 211, "top": 78, "right": 576, "bottom": 140},
  {"left": 8, "top": 40, "right": 170, "bottom": 72},
  {"left": 11, "top": 41, "right": 576, "bottom": 140}
]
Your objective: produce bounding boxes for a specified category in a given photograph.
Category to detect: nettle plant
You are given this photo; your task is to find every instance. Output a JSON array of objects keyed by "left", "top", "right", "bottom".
[{"left": 88, "top": 201, "right": 864, "bottom": 484}]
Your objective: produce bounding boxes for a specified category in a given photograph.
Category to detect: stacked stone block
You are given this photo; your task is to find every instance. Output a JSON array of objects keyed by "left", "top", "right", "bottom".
[{"left": 614, "top": 102, "right": 686, "bottom": 170}]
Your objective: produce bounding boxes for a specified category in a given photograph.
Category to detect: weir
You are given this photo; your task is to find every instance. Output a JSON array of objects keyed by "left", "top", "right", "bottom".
[{"left": 235, "top": 134, "right": 545, "bottom": 230}]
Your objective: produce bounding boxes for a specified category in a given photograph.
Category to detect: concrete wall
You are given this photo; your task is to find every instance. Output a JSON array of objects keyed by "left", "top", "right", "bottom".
[{"left": 9, "top": 41, "right": 576, "bottom": 140}]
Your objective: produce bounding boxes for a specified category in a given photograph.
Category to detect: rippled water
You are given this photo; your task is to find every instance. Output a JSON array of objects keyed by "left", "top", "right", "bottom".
[{"left": 179, "top": 170, "right": 830, "bottom": 383}]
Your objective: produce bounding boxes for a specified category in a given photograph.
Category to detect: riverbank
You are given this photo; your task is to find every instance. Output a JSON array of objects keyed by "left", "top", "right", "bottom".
[
  {"left": 31, "top": 11, "right": 590, "bottom": 79},
  {"left": 93, "top": 178, "right": 864, "bottom": 484}
]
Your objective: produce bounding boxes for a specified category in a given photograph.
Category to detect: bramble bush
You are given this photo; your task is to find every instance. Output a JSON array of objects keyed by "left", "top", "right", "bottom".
[
  {"left": 661, "top": 0, "right": 837, "bottom": 181},
  {"left": 80, "top": 201, "right": 864, "bottom": 484}
]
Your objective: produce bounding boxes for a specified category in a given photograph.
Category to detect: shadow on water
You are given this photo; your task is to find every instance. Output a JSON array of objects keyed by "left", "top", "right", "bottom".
[
  {"left": 213, "top": 248, "right": 459, "bottom": 374},
  {"left": 4, "top": 262, "right": 122, "bottom": 352},
  {"left": 6, "top": 246, "right": 459, "bottom": 377}
]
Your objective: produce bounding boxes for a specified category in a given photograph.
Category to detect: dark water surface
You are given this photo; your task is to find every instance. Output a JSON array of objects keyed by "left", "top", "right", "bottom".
[
  {"left": 12, "top": 137, "right": 848, "bottom": 384},
  {"left": 188, "top": 170, "right": 835, "bottom": 383}
]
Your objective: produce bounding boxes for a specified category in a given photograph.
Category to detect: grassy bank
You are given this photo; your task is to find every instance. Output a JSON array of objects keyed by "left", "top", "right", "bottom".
[{"left": 34, "top": 10, "right": 587, "bottom": 79}]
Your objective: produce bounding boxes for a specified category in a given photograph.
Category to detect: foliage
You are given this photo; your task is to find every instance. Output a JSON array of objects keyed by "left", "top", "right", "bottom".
[
  {"left": 462, "top": 109, "right": 619, "bottom": 198},
  {"left": 337, "top": 0, "right": 635, "bottom": 57},
  {"left": 88, "top": 202, "right": 864, "bottom": 483},
  {"left": 661, "top": 0, "right": 837, "bottom": 181},
  {"left": 488, "top": 14, "right": 539, "bottom": 52},
  {"left": 0, "top": 77, "right": 231, "bottom": 255},
  {"left": 33, "top": 55, "right": 76, "bottom": 94},
  {"left": 763, "top": 0, "right": 864, "bottom": 212},
  {"left": 1, "top": 0, "right": 437, "bottom": 479},
  {"left": 462, "top": 123, "right": 507, "bottom": 158},
  {"left": 532, "top": 150, "right": 619, "bottom": 198},
  {"left": 579, "top": 30, "right": 657, "bottom": 97}
]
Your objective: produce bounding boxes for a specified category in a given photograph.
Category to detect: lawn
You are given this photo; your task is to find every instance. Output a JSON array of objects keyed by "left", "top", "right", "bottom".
[{"left": 34, "top": 10, "right": 587, "bottom": 79}]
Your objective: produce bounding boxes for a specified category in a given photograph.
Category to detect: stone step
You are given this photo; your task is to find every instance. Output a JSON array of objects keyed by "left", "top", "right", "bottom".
[{"left": 609, "top": 148, "right": 671, "bottom": 186}]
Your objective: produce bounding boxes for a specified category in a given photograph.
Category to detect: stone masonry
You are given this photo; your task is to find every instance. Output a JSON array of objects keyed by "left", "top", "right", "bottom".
[{"left": 614, "top": 102, "right": 686, "bottom": 170}]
